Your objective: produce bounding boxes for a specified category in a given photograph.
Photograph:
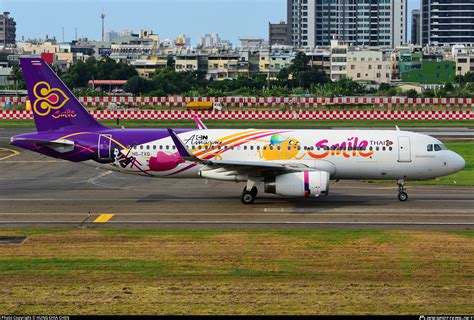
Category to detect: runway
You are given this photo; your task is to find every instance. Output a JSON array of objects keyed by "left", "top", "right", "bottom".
[{"left": 1, "top": 126, "right": 473, "bottom": 229}]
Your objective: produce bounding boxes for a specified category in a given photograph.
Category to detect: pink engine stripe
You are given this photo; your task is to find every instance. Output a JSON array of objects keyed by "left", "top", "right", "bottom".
[{"left": 304, "top": 171, "right": 310, "bottom": 198}]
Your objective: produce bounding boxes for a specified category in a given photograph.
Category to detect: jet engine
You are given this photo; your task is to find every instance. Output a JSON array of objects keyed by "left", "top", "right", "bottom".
[{"left": 264, "top": 171, "right": 330, "bottom": 198}]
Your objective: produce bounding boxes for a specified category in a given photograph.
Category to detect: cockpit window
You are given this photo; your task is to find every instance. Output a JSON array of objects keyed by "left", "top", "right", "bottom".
[{"left": 429, "top": 144, "right": 448, "bottom": 152}]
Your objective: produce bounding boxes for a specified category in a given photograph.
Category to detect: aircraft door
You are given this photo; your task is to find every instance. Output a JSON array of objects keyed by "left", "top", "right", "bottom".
[
  {"left": 98, "top": 134, "right": 112, "bottom": 159},
  {"left": 398, "top": 136, "right": 411, "bottom": 162}
]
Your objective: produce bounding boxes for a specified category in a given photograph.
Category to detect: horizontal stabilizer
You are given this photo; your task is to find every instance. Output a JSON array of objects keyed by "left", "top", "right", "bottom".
[
  {"left": 192, "top": 115, "right": 208, "bottom": 130},
  {"left": 11, "top": 137, "right": 75, "bottom": 153}
]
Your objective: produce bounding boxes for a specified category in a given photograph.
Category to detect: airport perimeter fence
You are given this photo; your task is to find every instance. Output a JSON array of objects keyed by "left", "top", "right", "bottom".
[
  {"left": 1, "top": 96, "right": 474, "bottom": 109},
  {"left": 1, "top": 110, "right": 473, "bottom": 121}
]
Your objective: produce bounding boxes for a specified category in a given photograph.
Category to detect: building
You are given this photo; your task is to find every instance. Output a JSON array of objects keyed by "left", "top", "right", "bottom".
[
  {"left": 104, "top": 29, "right": 133, "bottom": 43},
  {"left": 269, "top": 21, "right": 288, "bottom": 46},
  {"left": 346, "top": 50, "right": 393, "bottom": 84},
  {"left": 197, "top": 33, "right": 221, "bottom": 48},
  {"left": 131, "top": 56, "right": 169, "bottom": 78},
  {"left": 239, "top": 37, "right": 266, "bottom": 49},
  {"left": 0, "top": 12, "right": 16, "bottom": 47},
  {"left": 174, "top": 54, "right": 208, "bottom": 73},
  {"left": 330, "top": 40, "right": 348, "bottom": 81},
  {"left": 421, "top": 0, "right": 474, "bottom": 46},
  {"left": 399, "top": 52, "right": 456, "bottom": 84},
  {"left": 452, "top": 45, "right": 474, "bottom": 76},
  {"left": 411, "top": 10, "right": 420, "bottom": 45},
  {"left": 306, "top": 50, "right": 331, "bottom": 73},
  {"left": 175, "top": 34, "right": 191, "bottom": 48},
  {"left": 287, "top": 0, "right": 407, "bottom": 48},
  {"left": 207, "top": 54, "right": 248, "bottom": 80}
]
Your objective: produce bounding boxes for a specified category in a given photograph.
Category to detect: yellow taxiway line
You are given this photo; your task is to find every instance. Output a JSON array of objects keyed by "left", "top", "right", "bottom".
[
  {"left": 0, "top": 148, "right": 19, "bottom": 161},
  {"left": 93, "top": 214, "right": 115, "bottom": 223}
]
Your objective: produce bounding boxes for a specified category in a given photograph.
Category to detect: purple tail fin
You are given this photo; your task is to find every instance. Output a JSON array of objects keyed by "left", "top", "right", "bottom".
[{"left": 20, "top": 58, "right": 106, "bottom": 132}]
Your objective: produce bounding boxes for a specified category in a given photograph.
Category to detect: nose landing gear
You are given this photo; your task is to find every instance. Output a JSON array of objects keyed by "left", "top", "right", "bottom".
[{"left": 397, "top": 179, "right": 408, "bottom": 201}]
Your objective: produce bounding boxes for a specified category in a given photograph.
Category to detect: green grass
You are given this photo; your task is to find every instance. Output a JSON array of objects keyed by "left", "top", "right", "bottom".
[
  {"left": 0, "top": 228, "right": 472, "bottom": 314},
  {"left": 1, "top": 119, "right": 473, "bottom": 128}
]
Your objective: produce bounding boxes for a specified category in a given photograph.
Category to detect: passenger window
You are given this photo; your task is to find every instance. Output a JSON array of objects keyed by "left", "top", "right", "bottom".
[
  {"left": 159, "top": 145, "right": 163, "bottom": 150},
  {"left": 288, "top": 146, "right": 291, "bottom": 151},
  {"left": 166, "top": 145, "right": 169, "bottom": 150},
  {"left": 172, "top": 146, "right": 176, "bottom": 150},
  {"left": 427, "top": 144, "right": 433, "bottom": 152},
  {"left": 146, "top": 145, "right": 150, "bottom": 150},
  {"left": 140, "top": 145, "right": 143, "bottom": 150},
  {"left": 257, "top": 146, "right": 260, "bottom": 150},
  {"left": 244, "top": 146, "right": 247, "bottom": 150}
]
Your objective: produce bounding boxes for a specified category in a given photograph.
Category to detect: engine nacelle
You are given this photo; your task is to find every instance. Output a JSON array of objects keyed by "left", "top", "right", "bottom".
[{"left": 264, "top": 171, "right": 330, "bottom": 198}]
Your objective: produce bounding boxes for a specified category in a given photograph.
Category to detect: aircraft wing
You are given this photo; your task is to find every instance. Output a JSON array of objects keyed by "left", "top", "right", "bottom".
[{"left": 167, "top": 129, "right": 318, "bottom": 174}]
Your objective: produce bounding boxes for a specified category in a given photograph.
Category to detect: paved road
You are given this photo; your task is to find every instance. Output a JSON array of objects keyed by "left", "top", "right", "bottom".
[{"left": 1, "top": 127, "right": 473, "bottom": 229}]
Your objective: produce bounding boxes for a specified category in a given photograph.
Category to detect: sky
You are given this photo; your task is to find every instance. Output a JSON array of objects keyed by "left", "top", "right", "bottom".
[{"left": 1, "top": 0, "right": 420, "bottom": 45}]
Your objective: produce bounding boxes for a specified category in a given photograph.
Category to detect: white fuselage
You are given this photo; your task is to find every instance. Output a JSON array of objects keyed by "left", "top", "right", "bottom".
[{"left": 93, "top": 129, "right": 465, "bottom": 182}]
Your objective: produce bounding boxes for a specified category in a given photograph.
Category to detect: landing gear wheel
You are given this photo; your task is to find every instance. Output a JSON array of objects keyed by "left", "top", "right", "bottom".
[
  {"left": 397, "top": 179, "right": 408, "bottom": 202},
  {"left": 398, "top": 191, "right": 408, "bottom": 202},
  {"left": 241, "top": 187, "right": 257, "bottom": 205}
]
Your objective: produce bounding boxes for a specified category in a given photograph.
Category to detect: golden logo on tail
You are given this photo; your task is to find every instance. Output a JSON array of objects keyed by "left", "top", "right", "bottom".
[{"left": 32, "top": 81, "right": 70, "bottom": 116}]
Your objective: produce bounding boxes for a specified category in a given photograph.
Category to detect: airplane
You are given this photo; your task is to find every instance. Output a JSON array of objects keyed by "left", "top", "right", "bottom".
[{"left": 10, "top": 58, "right": 465, "bottom": 204}]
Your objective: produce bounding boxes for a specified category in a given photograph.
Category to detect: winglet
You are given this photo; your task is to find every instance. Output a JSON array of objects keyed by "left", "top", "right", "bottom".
[
  {"left": 192, "top": 115, "right": 207, "bottom": 130},
  {"left": 167, "top": 129, "right": 198, "bottom": 161}
]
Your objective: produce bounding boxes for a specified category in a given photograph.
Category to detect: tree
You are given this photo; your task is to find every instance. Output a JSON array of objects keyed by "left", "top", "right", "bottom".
[
  {"left": 293, "top": 68, "right": 329, "bottom": 89},
  {"left": 277, "top": 68, "right": 290, "bottom": 82},
  {"left": 405, "top": 89, "right": 418, "bottom": 98},
  {"left": 288, "top": 52, "right": 310, "bottom": 75},
  {"left": 124, "top": 76, "right": 156, "bottom": 96},
  {"left": 8, "top": 63, "right": 25, "bottom": 92}
]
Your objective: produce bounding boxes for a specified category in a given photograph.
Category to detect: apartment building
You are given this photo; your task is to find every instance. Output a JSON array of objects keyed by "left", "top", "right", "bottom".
[
  {"left": 346, "top": 51, "right": 393, "bottom": 84},
  {"left": 0, "top": 12, "right": 15, "bottom": 47},
  {"left": 287, "top": 0, "right": 407, "bottom": 48},
  {"left": 421, "top": 0, "right": 474, "bottom": 46}
]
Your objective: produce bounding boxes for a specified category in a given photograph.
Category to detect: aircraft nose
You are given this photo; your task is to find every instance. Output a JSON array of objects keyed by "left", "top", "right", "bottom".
[{"left": 451, "top": 152, "right": 465, "bottom": 173}]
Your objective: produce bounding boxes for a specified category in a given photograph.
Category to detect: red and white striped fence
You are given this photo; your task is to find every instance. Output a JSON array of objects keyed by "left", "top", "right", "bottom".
[
  {"left": 1, "top": 96, "right": 473, "bottom": 108},
  {"left": 1, "top": 110, "right": 472, "bottom": 121}
]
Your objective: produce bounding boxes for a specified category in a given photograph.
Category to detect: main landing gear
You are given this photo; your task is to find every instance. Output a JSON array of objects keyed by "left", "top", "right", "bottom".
[
  {"left": 397, "top": 179, "right": 408, "bottom": 202},
  {"left": 241, "top": 178, "right": 260, "bottom": 205},
  {"left": 241, "top": 186, "right": 258, "bottom": 205}
]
